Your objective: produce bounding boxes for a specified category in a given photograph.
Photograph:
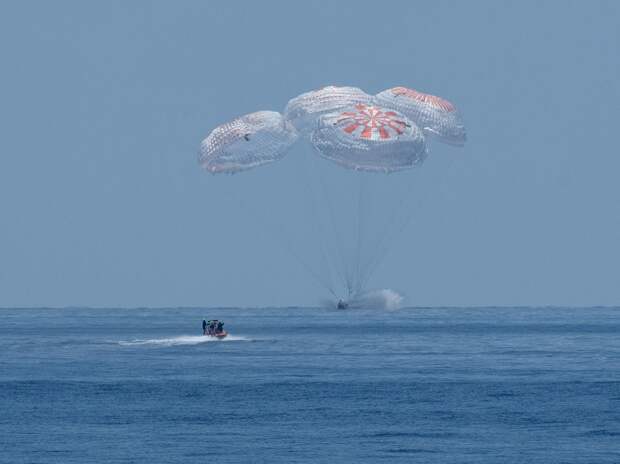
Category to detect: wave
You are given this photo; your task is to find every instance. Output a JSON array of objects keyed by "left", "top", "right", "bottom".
[{"left": 118, "top": 335, "right": 251, "bottom": 347}]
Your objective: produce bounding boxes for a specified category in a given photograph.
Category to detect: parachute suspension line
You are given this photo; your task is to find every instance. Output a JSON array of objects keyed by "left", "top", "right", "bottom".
[
  {"left": 358, "top": 164, "right": 431, "bottom": 292},
  {"left": 353, "top": 175, "right": 367, "bottom": 298},
  {"left": 360, "top": 153, "right": 458, "bottom": 291},
  {"left": 313, "top": 156, "right": 353, "bottom": 297},
  {"left": 281, "top": 241, "right": 339, "bottom": 299},
  {"left": 358, "top": 174, "right": 388, "bottom": 297},
  {"left": 293, "top": 147, "right": 338, "bottom": 297},
  {"left": 310, "top": 149, "right": 350, "bottom": 296},
  {"left": 201, "top": 85, "right": 467, "bottom": 302},
  {"left": 358, "top": 173, "right": 420, "bottom": 291},
  {"left": 226, "top": 178, "right": 338, "bottom": 299},
  {"left": 352, "top": 172, "right": 414, "bottom": 293},
  {"left": 356, "top": 174, "right": 382, "bottom": 297}
]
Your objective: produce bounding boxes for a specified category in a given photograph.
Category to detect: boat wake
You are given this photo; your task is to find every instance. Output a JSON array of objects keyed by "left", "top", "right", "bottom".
[{"left": 118, "top": 335, "right": 251, "bottom": 347}]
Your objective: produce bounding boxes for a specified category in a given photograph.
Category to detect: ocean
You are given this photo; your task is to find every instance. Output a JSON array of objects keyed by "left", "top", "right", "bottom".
[{"left": 1, "top": 307, "right": 619, "bottom": 463}]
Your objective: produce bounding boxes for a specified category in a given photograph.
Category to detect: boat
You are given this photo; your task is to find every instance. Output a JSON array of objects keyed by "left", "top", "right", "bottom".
[
  {"left": 337, "top": 300, "right": 348, "bottom": 310},
  {"left": 203, "top": 319, "right": 227, "bottom": 338}
]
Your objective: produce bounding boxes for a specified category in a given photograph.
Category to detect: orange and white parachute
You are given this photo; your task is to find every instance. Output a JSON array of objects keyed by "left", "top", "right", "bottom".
[
  {"left": 284, "top": 86, "right": 373, "bottom": 135},
  {"left": 199, "top": 111, "right": 298, "bottom": 174},
  {"left": 310, "top": 104, "right": 427, "bottom": 173},
  {"left": 374, "top": 86, "right": 466, "bottom": 146},
  {"left": 199, "top": 85, "right": 464, "bottom": 174},
  {"left": 197, "top": 85, "right": 465, "bottom": 303}
]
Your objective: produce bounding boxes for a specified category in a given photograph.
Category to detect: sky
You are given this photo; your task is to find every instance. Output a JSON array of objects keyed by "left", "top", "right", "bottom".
[{"left": 1, "top": 0, "right": 619, "bottom": 308}]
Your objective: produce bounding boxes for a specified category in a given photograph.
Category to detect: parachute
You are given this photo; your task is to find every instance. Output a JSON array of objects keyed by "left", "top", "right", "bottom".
[
  {"left": 311, "top": 104, "right": 427, "bottom": 173},
  {"left": 284, "top": 86, "right": 373, "bottom": 136},
  {"left": 374, "top": 86, "right": 466, "bottom": 146},
  {"left": 199, "top": 111, "right": 298, "bottom": 174},
  {"left": 198, "top": 84, "right": 466, "bottom": 305}
]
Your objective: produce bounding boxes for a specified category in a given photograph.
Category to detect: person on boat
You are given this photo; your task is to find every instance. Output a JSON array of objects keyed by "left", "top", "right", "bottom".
[
  {"left": 216, "top": 321, "right": 224, "bottom": 334},
  {"left": 209, "top": 320, "right": 217, "bottom": 335},
  {"left": 202, "top": 319, "right": 207, "bottom": 335}
]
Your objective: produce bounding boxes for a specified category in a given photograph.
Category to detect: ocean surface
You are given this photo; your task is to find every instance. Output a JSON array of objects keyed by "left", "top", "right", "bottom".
[{"left": 1, "top": 307, "right": 619, "bottom": 463}]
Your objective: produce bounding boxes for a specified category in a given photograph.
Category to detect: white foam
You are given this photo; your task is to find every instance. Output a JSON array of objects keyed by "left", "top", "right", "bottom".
[
  {"left": 118, "top": 335, "right": 250, "bottom": 347},
  {"left": 348, "top": 288, "right": 404, "bottom": 310}
]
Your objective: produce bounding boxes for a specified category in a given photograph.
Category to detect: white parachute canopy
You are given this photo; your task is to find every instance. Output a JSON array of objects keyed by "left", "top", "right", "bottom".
[
  {"left": 311, "top": 104, "right": 427, "bottom": 173},
  {"left": 284, "top": 86, "right": 373, "bottom": 136},
  {"left": 374, "top": 86, "right": 466, "bottom": 146},
  {"left": 199, "top": 111, "right": 298, "bottom": 174},
  {"left": 198, "top": 84, "right": 466, "bottom": 303}
]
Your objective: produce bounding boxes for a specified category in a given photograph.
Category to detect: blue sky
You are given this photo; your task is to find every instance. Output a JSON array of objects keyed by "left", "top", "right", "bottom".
[{"left": 1, "top": 1, "right": 619, "bottom": 307}]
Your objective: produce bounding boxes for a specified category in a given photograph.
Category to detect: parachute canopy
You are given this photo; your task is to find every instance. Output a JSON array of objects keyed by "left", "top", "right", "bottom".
[
  {"left": 199, "top": 111, "right": 298, "bottom": 174},
  {"left": 311, "top": 104, "right": 427, "bottom": 173},
  {"left": 374, "top": 86, "right": 466, "bottom": 146},
  {"left": 284, "top": 86, "right": 373, "bottom": 135},
  {"left": 198, "top": 84, "right": 466, "bottom": 302},
  {"left": 199, "top": 84, "right": 465, "bottom": 174}
]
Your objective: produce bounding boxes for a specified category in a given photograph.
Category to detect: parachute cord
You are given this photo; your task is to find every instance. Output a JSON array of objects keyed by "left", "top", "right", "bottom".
[
  {"left": 304, "top": 149, "right": 349, "bottom": 296},
  {"left": 355, "top": 174, "right": 378, "bottom": 299},
  {"left": 282, "top": 241, "right": 339, "bottom": 299},
  {"left": 225, "top": 177, "right": 338, "bottom": 299},
  {"left": 363, "top": 167, "right": 431, "bottom": 290},
  {"left": 294, "top": 147, "right": 338, "bottom": 296},
  {"left": 354, "top": 171, "right": 416, "bottom": 292},
  {"left": 312, "top": 155, "right": 352, "bottom": 296},
  {"left": 353, "top": 175, "right": 366, "bottom": 297},
  {"left": 295, "top": 152, "right": 343, "bottom": 294},
  {"left": 358, "top": 175, "right": 420, "bottom": 291},
  {"left": 359, "top": 152, "right": 458, "bottom": 291}
]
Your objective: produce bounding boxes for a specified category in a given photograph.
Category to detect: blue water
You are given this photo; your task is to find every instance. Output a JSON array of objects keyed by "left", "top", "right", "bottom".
[{"left": 1, "top": 307, "right": 619, "bottom": 463}]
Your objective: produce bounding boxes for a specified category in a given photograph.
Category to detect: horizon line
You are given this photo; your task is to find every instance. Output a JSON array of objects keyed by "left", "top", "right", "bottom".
[{"left": 1, "top": 305, "right": 619, "bottom": 311}]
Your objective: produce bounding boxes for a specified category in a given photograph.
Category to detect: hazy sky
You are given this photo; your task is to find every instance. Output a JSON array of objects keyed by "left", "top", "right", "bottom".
[{"left": 1, "top": 1, "right": 619, "bottom": 307}]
